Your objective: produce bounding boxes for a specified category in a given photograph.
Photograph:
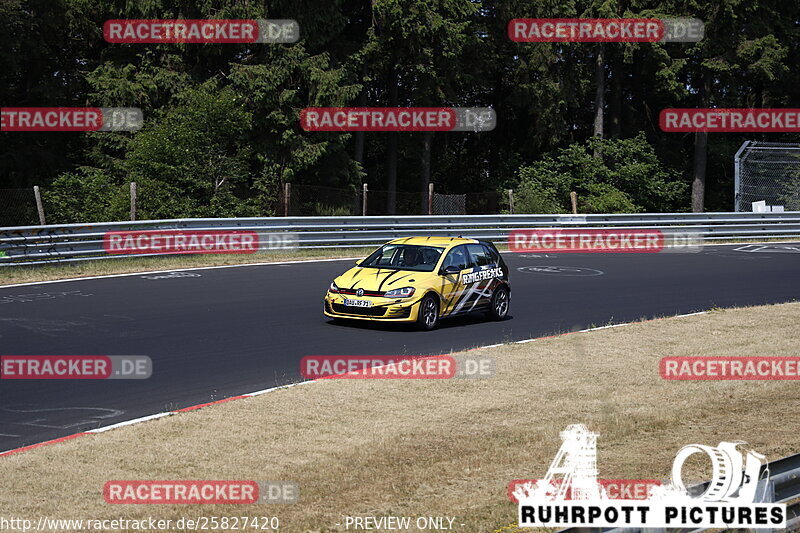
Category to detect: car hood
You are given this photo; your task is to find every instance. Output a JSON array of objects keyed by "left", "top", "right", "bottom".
[{"left": 334, "top": 266, "right": 437, "bottom": 293}]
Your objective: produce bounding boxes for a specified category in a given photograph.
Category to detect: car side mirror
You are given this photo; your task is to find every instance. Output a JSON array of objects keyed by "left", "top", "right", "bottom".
[{"left": 441, "top": 265, "right": 460, "bottom": 275}]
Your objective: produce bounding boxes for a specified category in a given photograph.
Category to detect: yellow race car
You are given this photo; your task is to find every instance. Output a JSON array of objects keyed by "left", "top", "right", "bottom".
[{"left": 324, "top": 237, "right": 510, "bottom": 330}]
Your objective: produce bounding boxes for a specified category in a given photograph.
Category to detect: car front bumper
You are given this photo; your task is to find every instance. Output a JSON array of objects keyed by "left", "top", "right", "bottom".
[{"left": 323, "top": 292, "right": 421, "bottom": 322}]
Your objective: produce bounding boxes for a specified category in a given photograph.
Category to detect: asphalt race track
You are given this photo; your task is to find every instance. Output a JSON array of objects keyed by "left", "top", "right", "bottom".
[{"left": 1, "top": 243, "right": 799, "bottom": 452}]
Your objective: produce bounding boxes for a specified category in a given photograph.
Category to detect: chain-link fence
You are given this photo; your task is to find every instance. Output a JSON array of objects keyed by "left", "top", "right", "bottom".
[
  {"left": 0, "top": 189, "right": 39, "bottom": 227},
  {"left": 432, "top": 193, "right": 465, "bottom": 214},
  {"left": 278, "top": 183, "right": 362, "bottom": 216},
  {"left": 276, "top": 184, "right": 505, "bottom": 216},
  {"left": 735, "top": 141, "right": 800, "bottom": 212},
  {"left": 0, "top": 183, "right": 510, "bottom": 226}
]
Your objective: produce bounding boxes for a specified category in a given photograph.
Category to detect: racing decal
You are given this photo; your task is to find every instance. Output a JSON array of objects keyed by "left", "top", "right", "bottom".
[
  {"left": 452, "top": 278, "right": 497, "bottom": 314},
  {"left": 378, "top": 270, "right": 405, "bottom": 290},
  {"left": 461, "top": 267, "right": 503, "bottom": 285}
]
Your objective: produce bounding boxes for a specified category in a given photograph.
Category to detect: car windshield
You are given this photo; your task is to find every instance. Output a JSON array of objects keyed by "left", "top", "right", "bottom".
[{"left": 359, "top": 244, "right": 444, "bottom": 272}]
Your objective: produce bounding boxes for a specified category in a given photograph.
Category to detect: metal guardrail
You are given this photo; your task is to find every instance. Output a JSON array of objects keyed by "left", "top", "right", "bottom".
[
  {"left": 1, "top": 212, "right": 800, "bottom": 266},
  {"left": 559, "top": 451, "right": 800, "bottom": 533}
]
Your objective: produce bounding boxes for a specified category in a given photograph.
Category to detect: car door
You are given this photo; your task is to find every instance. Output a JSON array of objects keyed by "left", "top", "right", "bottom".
[
  {"left": 437, "top": 244, "right": 470, "bottom": 316},
  {"left": 456, "top": 243, "right": 497, "bottom": 311}
]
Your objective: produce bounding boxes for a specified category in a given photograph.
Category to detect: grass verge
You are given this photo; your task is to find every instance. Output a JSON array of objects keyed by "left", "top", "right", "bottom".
[
  {"left": 1, "top": 302, "right": 798, "bottom": 532},
  {"left": 0, "top": 249, "right": 362, "bottom": 286}
]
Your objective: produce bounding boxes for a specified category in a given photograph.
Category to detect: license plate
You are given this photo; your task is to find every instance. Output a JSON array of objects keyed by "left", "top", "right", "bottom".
[{"left": 343, "top": 299, "right": 372, "bottom": 308}]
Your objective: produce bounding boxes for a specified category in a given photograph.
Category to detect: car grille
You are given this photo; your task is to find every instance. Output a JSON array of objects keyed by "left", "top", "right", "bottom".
[
  {"left": 331, "top": 303, "right": 387, "bottom": 317},
  {"left": 337, "top": 288, "right": 385, "bottom": 297}
]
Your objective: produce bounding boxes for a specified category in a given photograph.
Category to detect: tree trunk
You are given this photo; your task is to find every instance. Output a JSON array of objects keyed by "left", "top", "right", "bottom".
[
  {"left": 691, "top": 131, "right": 708, "bottom": 212},
  {"left": 354, "top": 66, "right": 367, "bottom": 166},
  {"left": 609, "top": 49, "right": 622, "bottom": 139},
  {"left": 691, "top": 72, "right": 711, "bottom": 213},
  {"left": 420, "top": 131, "right": 433, "bottom": 212},
  {"left": 593, "top": 43, "right": 605, "bottom": 158},
  {"left": 386, "top": 59, "right": 398, "bottom": 214}
]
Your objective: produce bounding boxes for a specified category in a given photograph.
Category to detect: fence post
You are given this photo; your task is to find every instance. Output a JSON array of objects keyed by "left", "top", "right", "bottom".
[
  {"left": 733, "top": 140, "right": 750, "bottom": 212},
  {"left": 362, "top": 183, "right": 368, "bottom": 216},
  {"left": 428, "top": 183, "right": 434, "bottom": 215},
  {"left": 130, "top": 182, "right": 137, "bottom": 221},
  {"left": 33, "top": 186, "right": 46, "bottom": 225},
  {"left": 570, "top": 191, "right": 578, "bottom": 214},
  {"left": 507, "top": 189, "right": 514, "bottom": 214},
  {"left": 283, "top": 182, "right": 291, "bottom": 217}
]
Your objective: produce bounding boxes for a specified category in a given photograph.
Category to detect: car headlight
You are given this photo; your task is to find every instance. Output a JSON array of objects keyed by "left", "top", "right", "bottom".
[
  {"left": 329, "top": 282, "right": 340, "bottom": 293},
  {"left": 384, "top": 287, "right": 415, "bottom": 298}
]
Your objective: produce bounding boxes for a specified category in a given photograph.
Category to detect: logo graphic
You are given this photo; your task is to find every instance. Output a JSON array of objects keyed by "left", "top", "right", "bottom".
[
  {"left": 104, "top": 481, "right": 297, "bottom": 504},
  {"left": 300, "top": 355, "right": 494, "bottom": 380},
  {"left": 1, "top": 107, "right": 143, "bottom": 132},
  {"left": 356, "top": 288, "right": 364, "bottom": 297},
  {"left": 660, "top": 356, "right": 800, "bottom": 380},
  {"left": 104, "top": 20, "right": 299, "bottom": 44},
  {"left": 508, "top": 18, "right": 703, "bottom": 43},
  {"left": 509, "top": 229, "right": 702, "bottom": 253},
  {"left": 1, "top": 356, "right": 151, "bottom": 380},
  {"left": 103, "top": 230, "right": 259, "bottom": 255},
  {"left": 660, "top": 108, "right": 800, "bottom": 132},
  {"left": 515, "top": 424, "right": 786, "bottom": 528},
  {"left": 299, "top": 107, "right": 496, "bottom": 132},
  {"left": 461, "top": 267, "right": 503, "bottom": 285}
]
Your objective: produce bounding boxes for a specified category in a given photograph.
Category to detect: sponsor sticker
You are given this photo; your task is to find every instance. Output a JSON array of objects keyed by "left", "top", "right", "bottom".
[
  {"left": 103, "top": 19, "right": 299, "bottom": 44},
  {"left": 660, "top": 356, "right": 800, "bottom": 380},
  {"left": 103, "top": 481, "right": 297, "bottom": 504},
  {"left": 462, "top": 267, "right": 503, "bottom": 284},
  {"left": 1, "top": 107, "right": 143, "bottom": 132},
  {"left": 300, "top": 355, "right": 494, "bottom": 380},
  {"left": 660, "top": 108, "right": 800, "bottom": 132},
  {"left": 0, "top": 356, "right": 151, "bottom": 379},
  {"left": 300, "top": 107, "right": 495, "bottom": 132},
  {"left": 509, "top": 229, "right": 702, "bottom": 253}
]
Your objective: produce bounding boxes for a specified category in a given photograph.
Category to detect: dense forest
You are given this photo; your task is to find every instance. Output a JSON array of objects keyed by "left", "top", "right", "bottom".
[{"left": 1, "top": 0, "right": 799, "bottom": 222}]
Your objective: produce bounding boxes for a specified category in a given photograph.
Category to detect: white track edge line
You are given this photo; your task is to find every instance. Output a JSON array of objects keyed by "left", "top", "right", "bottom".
[
  {"left": 0, "top": 309, "right": 713, "bottom": 454},
  {"left": 87, "top": 412, "right": 174, "bottom": 433}
]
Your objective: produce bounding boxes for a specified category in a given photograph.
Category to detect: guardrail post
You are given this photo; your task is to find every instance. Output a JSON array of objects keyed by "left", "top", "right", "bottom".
[
  {"left": 362, "top": 183, "right": 368, "bottom": 216},
  {"left": 283, "top": 182, "right": 291, "bottom": 217},
  {"left": 507, "top": 189, "right": 514, "bottom": 214},
  {"left": 571, "top": 191, "right": 578, "bottom": 214},
  {"left": 33, "top": 186, "right": 46, "bottom": 225},
  {"left": 428, "top": 183, "right": 434, "bottom": 215},
  {"left": 130, "top": 182, "right": 137, "bottom": 221}
]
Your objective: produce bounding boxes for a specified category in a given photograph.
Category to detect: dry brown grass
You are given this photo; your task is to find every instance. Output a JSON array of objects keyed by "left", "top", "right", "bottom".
[
  {"left": 0, "top": 249, "right": 362, "bottom": 286},
  {"left": 1, "top": 303, "right": 798, "bottom": 533}
]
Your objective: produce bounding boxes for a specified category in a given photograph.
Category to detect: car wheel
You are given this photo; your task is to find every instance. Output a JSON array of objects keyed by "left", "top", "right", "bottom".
[
  {"left": 417, "top": 294, "right": 439, "bottom": 331},
  {"left": 487, "top": 285, "right": 509, "bottom": 321}
]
